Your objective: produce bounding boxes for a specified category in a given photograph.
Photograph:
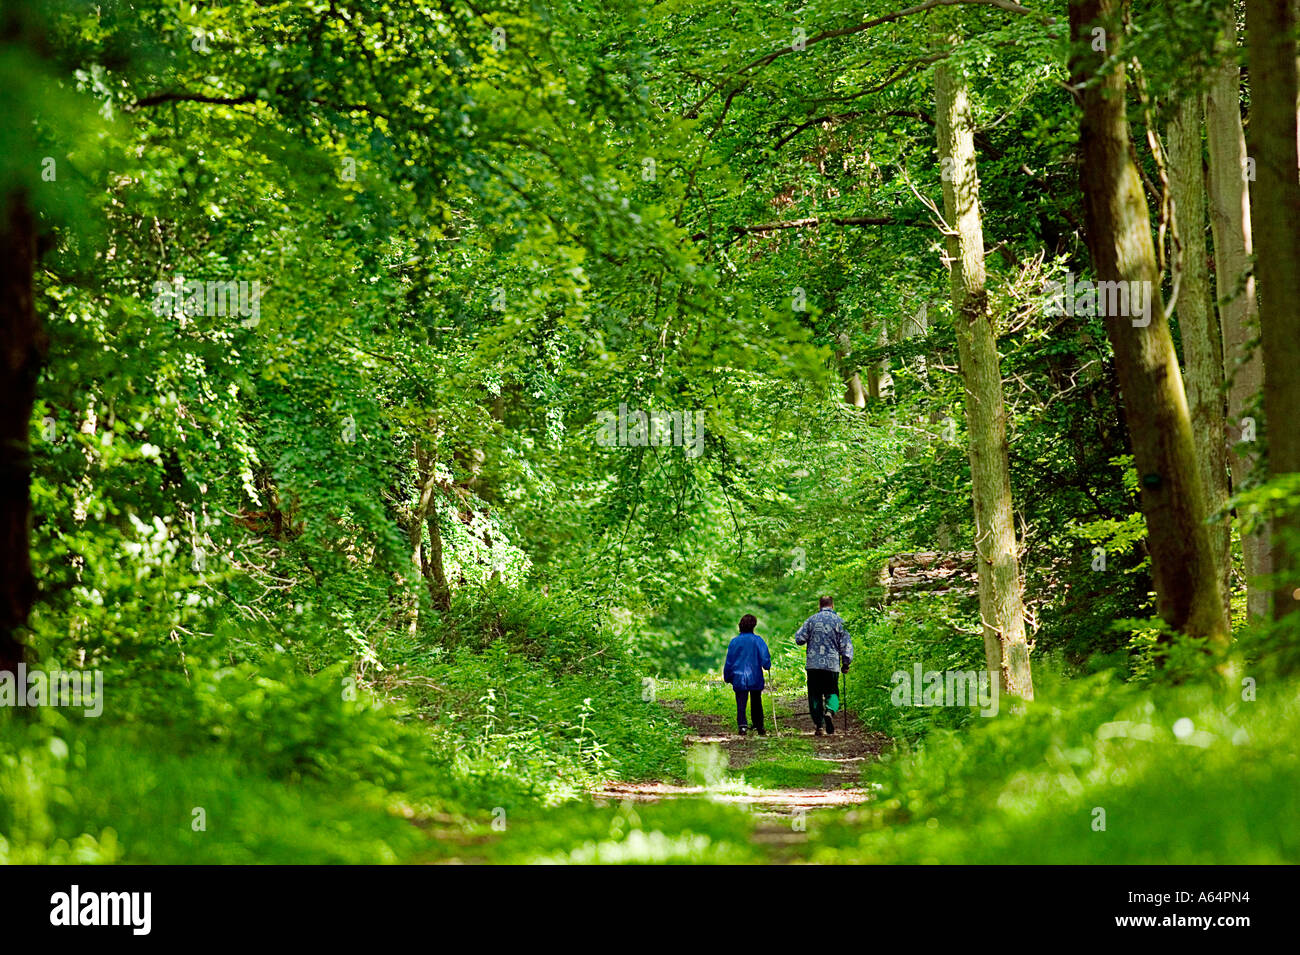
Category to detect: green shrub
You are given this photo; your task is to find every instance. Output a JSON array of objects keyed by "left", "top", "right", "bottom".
[{"left": 808, "top": 664, "right": 1300, "bottom": 864}]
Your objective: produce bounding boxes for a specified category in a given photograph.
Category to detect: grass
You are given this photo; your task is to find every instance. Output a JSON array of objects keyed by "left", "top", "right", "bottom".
[
  {"left": 733, "top": 736, "right": 841, "bottom": 789},
  {"left": 655, "top": 676, "right": 737, "bottom": 719},
  {"left": 460, "top": 798, "right": 767, "bottom": 864},
  {"left": 600, "top": 661, "right": 1300, "bottom": 865},
  {"left": 0, "top": 719, "right": 431, "bottom": 864},
  {"left": 8, "top": 617, "right": 1298, "bottom": 865},
  {"left": 804, "top": 666, "right": 1300, "bottom": 864},
  {"left": 657, "top": 672, "right": 853, "bottom": 789}
]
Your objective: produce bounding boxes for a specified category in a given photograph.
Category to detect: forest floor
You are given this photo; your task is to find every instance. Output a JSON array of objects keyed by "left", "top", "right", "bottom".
[
  {"left": 423, "top": 675, "right": 893, "bottom": 864},
  {"left": 422, "top": 665, "right": 1300, "bottom": 864},
  {"left": 592, "top": 681, "right": 891, "bottom": 861}
]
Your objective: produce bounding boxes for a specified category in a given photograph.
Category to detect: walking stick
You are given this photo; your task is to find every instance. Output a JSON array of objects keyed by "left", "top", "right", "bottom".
[
  {"left": 770, "top": 671, "right": 779, "bottom": 735},
  {"left": 843, "top": 668, "right": 849, "bottom": 732}
]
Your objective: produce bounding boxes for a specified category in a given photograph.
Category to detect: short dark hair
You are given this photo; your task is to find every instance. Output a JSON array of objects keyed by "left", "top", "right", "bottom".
[
  {"left": 819, "top": 595, "right": 834, "bottom": 609},
  {"left": 739, "top": 613, "right": 758, "bottom": 633}
]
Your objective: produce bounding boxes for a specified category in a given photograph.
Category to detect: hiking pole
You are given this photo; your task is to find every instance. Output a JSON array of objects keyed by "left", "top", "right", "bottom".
[
  {"left": 843, "top": 668, "right": 849, "bottom": 732},
  {"left": 770, "top": 672, "right": 779, "bottom": 736},
  {"left": 764, "top": 675, "right": 774, "bottom": 738}
]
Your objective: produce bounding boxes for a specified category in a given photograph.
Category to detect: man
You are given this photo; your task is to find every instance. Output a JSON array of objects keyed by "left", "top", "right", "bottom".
[{"left": 794, "top": 596, "right": 853, "bottom": 736}]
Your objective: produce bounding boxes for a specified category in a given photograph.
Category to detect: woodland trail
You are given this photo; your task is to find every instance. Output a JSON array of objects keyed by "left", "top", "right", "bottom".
[{"left": 595, "top": 683, "right": 890, "bottom": 857}]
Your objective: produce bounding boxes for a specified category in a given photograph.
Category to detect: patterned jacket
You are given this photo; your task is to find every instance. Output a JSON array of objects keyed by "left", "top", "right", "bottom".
[{"left": 795, "top": 608, "right": 854, "bottom": 673}]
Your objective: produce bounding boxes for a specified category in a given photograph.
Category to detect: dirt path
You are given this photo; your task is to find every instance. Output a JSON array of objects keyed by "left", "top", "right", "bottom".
[{"left": 595, "top": 691, "right": 890, "bottom": 844}]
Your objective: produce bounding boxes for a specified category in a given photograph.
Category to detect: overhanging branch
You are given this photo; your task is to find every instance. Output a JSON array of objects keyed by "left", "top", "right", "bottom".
[
  {"left": 690, "top": 214, "right": 928, "bottom": 240},
  {"left": 688, "top": 0, "right": 1050, "bottom": 117},
  {"left": 129, "top": 90, "right": 388, "bottom": 118}
]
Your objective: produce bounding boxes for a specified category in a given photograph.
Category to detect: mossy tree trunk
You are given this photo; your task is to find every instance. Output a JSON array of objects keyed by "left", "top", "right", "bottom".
[
  {"left": 1168, "top": 93, "right": 1232, "bottom": 619},
  {"left": 1068, "top": 0, "right": 1229, "bottom": 647},
  {"left": 935, "top": 59, "right": 1033, "bottom": 700}
]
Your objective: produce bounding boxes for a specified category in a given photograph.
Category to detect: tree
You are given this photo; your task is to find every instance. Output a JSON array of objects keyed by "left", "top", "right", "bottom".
[
  {"left": 1168, "top": 92, "right": 1231, "bottom": 617},
  {"left": 1244, "top": 0, "right": 1300, "bottom": 618},
  {"left": 1068, "top": 0, "right": 1228, "bottom": 647},
  {"left": 1206, "top": 3, "right": 1269, "bottom": 620},
  {"left": 935, "top": 58, "right": 1033, "bottom": 699},
  {"left": 0, "top": 191, "right": 40, "bottom": 674},
  {"left": 2, "top": 0, "right": 63, "bottom": 673}
]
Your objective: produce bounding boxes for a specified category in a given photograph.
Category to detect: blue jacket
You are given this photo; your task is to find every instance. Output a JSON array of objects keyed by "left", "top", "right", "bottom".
[{"left": 724, "top": 632, "right": 771, "bottom": 691}]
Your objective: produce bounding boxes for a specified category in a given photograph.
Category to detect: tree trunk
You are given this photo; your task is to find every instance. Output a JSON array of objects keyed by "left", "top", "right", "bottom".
[
  {"left": 839, "top": 334, "right": 867, "bottom": 408},
  {"left": 1068, "top": 0, "right": 1229, "bottom": 646},
  {"left": 425, "top": 508, "right": 452, "bottom": 612},
  {"left": 1244, "top": 0, "right": 1300, "bottom": 618},
  {"left": 1206, "top": 4, "right": 1270, "bottom": 620},
  {"left": 0, "top": 193, "right": 42, "bottom": 675},
  {"left": 412, "top": 442, "right": 452, "bottom": 615},
  {"left": 903, "top": 302, "right": 929, "bottom": 381},
  {"left": 1168, "top": 93, "right": 1232, "bottom": 618},
  {"left": 935, "top": 60, "right": 1034, "bottom": 700},
  {"left": 843, "top": 371, "right": 867, "bottom": 407}
]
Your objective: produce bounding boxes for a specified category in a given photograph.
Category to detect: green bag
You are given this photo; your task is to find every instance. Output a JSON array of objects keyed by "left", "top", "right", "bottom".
[{"left": 827, "top": 693, "right": 840, "bottom": 713}]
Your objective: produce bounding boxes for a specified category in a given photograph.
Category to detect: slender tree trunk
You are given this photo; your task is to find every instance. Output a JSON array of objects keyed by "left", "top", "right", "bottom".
[
  {"left": 869, "top": 322, "right": 895, "bottom": 400},
  {"left": 1168, "top": 93, "right": 1232, "bottom": 618},
  {"left": 425, "top": 508, "right": 452, "bottom": 613},
  {"left": 1244, "top": 0, "right": 1300, "bottom": 618},
  {"left": 0, "top": 193, "right": 42, "bottom": 675},
  {"left": 412, "top": 442, "right": 452, "bottom": 615},
  {"left": 904, "top": 302, "right": 929, "bottom": 381},
  {"left": 1069, "top": 0, "right": 1229, "bottom": 646},
  {"left": 1206, "top": 5, "right": 1270, "bottom": 620},
  {"left": 935, "top": 60, "right": 1034, "bottom": 700}
]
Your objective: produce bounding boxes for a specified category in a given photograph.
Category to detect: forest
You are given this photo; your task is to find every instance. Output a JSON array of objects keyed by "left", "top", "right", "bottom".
[{"left": 1, "top": 0, "right": 1298, "bottom": 872}]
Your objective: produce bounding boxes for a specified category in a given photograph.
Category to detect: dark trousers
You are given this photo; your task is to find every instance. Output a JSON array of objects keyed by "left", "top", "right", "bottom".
[
  {"left": 807, "top": 668, "right": 839, "bottom": 730},
  {"left": 735, "top": 688, "right": 765, "bottom": 732}
]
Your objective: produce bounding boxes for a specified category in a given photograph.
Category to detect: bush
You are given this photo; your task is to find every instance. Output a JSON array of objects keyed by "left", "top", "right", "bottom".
[{"left": 807, "top": 664, "right": 1300, "bottom": 864}]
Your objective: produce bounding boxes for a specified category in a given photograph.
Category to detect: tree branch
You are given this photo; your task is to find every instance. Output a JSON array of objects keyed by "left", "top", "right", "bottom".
[
  {"left": 129, "top": 90, "right": 389, "bottom": 118},
  {"left": 690, "top": 214, "right": 928, "bottom": 240},
  {"left": 688, "top": 0, "right": 1050, "bottom": 117},
  {"left": 129, "top": 91, "right": 258, "bottom": 110},
  {"left": 773, "top": 108, "right": 934, "bottom": 150}
]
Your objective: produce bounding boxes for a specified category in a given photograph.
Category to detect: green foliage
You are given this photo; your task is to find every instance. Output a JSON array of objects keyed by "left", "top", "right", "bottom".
[
  {"left": 403, "top": 639, "right": 688, "bottom": 801},
  {"left": 0, "top": 665, "right": 439, "bottom": 863},
  {"left": 473, "top": 798, "right": 766, "bottom": 865},
  {"left": 841, "top": 598, "right": 989, "bottom": 739},
  {"left": 807, "top": 665, "right": 1300, "bottom": 864},
  {"left": 0, "top": 715, "right": 428, "bottom": 864},
  {"left": 5, "top": 0, "right": 1297, "bottom": 867}
]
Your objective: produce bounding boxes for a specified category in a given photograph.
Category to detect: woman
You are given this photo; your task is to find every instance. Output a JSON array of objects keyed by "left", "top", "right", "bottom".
[{"left": 723, "top": 613, "right": 771, "bottom": 736}]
